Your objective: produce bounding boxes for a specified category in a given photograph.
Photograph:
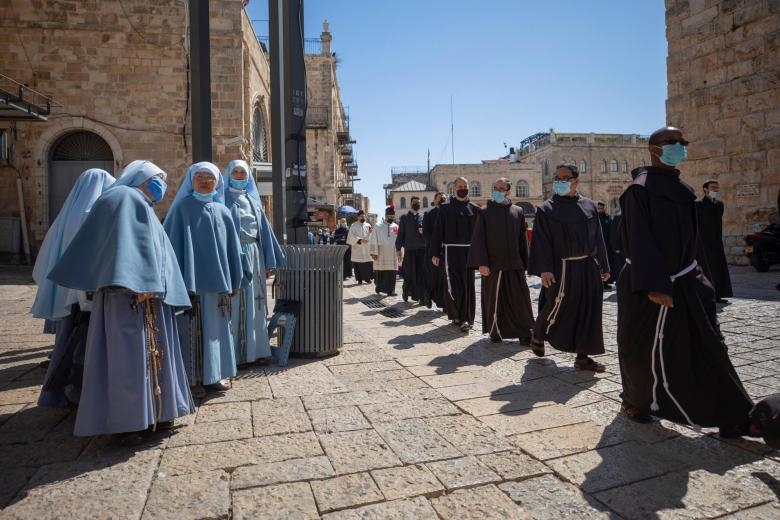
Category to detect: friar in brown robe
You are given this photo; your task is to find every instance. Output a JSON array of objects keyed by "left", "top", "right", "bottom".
[{"left": 468, "top": 178, "right": 534, "bottom": 344}]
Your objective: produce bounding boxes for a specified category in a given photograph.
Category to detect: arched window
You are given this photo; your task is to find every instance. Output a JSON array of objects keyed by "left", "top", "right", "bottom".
[
  {"left": 515, "top": 180, "right": 529, "bottom": 198},
  {"left": 399, "top": 196, "right": 407, "bottom": 209},
  {"left": 609, "top": 160, "right": 618, "bottom": 173},
  {"left": 580, "top": 160, "right": 587, "bottom": 173},
  {"left": 469, "top": 181, "right": 482, "bottom": 198},
  {"left": 621, "top": 160, "right": 628, "bottom": 173},
  {"left": 252, "top": 104, "right": 268, "bottom": 162},
  {"left": 600, "top": 160, "right": 607, "bottom": 174},
  {"left": 422, "top": 196, "right": 429, "bottom": 208},
  {"left": 447, "top": 182, "right": 454, "bottom": 196}
]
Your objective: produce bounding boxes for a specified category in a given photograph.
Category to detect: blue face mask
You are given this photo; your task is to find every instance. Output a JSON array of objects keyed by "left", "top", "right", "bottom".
[
  {"left": 193, "top": 190, "right": 217, "bottom": 201},
  {"left": 229, "top": 178, "right": 249, "bottom": 190},
  {"left": 146, "top": 176, "right": 167, "bottom": 203},
  {"left": 659, "top": 143, "right": 688, "bottom": 166},
  {"left": 553, "top": 180, "right": 572, "bottom": 196},
  {"left": 491, "top": 190, "right": 506, "bottom": 203}
]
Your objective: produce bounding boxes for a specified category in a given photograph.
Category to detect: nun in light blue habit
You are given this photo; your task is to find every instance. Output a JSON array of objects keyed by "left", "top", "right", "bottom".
[
  {"left": 47, "top": 160, "right": 194, "bottom": 442},
  {"left": 33, "top": 168, "right": 115, "bottom": 407},
  {"left": 222, "top": 160, "right": 285, "bottom": 365},
  {"left": 164, "top": 162, "right": 244, "bottom": 396}
]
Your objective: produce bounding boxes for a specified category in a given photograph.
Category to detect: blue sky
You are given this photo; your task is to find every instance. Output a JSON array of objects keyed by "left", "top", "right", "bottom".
[{"left": 247, "top": 1, "right": 668, "bottom": 212}]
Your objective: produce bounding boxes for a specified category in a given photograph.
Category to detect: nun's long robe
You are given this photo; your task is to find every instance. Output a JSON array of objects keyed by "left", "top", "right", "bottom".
[
  {"left": 224, "top": 188, "right": 285, "bottom": 364},
  {"left": 618, "top": 167, "right": 752, "bottom": 428},
  {"left": 164, "top": 196, "right": 244, "bottom": 386},
  {"left": 48, "top": 185, "right": 194, "bottom": 436}
]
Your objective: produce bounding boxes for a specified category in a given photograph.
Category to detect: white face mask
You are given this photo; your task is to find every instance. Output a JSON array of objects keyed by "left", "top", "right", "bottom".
[{"left": 707, "top": 191, "right": 719, "bottom": 200}]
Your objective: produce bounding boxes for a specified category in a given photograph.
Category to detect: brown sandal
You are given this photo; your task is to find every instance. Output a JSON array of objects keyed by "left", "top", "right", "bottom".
[
  {"left": 574, "top": 357, "right": 606, "bottom": 373},
  {"left": 621, "top": 404, "right": 654, "bottom": 424}
]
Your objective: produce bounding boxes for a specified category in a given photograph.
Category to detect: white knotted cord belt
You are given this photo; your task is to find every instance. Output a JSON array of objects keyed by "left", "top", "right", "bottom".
[
  {"left": 488, "top": 270, "right": 503, "bottom": 340},
  {"left": 626, "top": 258, "right": 700, "bottom": 429},
  {"left": 545, "top": 255, "right": 588, "bottom": 335},
  {"left": 443, "top": 243, "right": 471, "bottom": 301}
]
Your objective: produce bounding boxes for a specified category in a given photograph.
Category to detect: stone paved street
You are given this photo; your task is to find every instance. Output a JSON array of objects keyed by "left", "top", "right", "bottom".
[{"left": 1, "top": 265, "right": 779, "bottom": 519}]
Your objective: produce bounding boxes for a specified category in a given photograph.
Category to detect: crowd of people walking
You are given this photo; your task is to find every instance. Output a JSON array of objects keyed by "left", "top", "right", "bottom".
[{"left": 29, "top": 127, "right": 779, "bottom": 447}]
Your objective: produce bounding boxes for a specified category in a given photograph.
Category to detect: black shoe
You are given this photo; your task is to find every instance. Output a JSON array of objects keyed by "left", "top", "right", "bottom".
[
  {"left": 357, "top": 281, "right": 363, "bottom": 285},
  {"left": 716, "top": 298, "right": 728, "bottom": 304},
  {"left": 518, "top": 336, "right": 531, "bottom": 346},
  {"left": 375, "top": 287, "right": 380, "bottom": 294},
  {"left": 388, "top": 292, "right": 398, "bottom": 296},
  {"left": 489, "top": 335, "right": 502, "bottom": 343},
  {"left": 530, "top": 338, "right": 545, "bottom": 357},
  {"left": 424, "top": 298, "right": 432, "bottom": 309},
  {"left": 402, "top": 293, "right": 408, "bottom": 302}
]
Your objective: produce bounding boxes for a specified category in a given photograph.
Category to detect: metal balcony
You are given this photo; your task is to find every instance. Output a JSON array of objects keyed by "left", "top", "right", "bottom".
[
  {"left": 338, "top": 184, "right": 354, "bottom": 194},
  {"left": 0, "top": 74, "right": 59, "bottom": 121},
  {"left": 306, "top": 105, "right": 330, "bottom": 129}
]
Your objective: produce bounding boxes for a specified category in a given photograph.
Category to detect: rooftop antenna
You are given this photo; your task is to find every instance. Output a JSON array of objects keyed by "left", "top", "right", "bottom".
[{"left": 450, "top": 95, "right": 455, "bottom": 164}]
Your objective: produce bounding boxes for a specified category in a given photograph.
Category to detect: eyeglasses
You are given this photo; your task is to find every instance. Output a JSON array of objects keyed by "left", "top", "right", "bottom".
[
  {"left": 658, "top": 138, "right": 689, "bottom": 146},
  {"left": 553, "top": 176, "right": 575, "bottom": 182}
]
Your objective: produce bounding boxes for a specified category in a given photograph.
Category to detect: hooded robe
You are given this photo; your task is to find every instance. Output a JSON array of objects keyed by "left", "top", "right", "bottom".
[
  {"left": 695, "top": 196, "right": 733, "bottom": 299},
  {"left": 222, "top": 159, "right": 286, "bottom": 365},
  {"left": 47, "top": 160, "right": 194, "bottom": 436},
  {"left": 164, "top": 162, "right": 244, "bottom": 387},
  {"left": 528, "top": 194, "right": 609, "bottom": 355},
  {"left": 617, "top": 166, "right": 752, "bottom": 428},
  {"left": 468, "top": 200, "right": 535, "bottom": 341}
]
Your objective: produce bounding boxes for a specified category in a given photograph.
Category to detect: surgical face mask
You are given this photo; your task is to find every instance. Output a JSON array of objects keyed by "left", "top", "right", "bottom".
[
  {"left": 193, "top": 190, "right": 217, "bottom": 201},
  {"left": 707, "top": 191, "right": 719, "bottom": 200},
  {"left": 359, "top": 217, "right": 365, "bottom": 223},
  {"left": 146, "top": 176, "right": 167, "bottom": 203},
  {"left": 491, "top": 190, "right": 506, "bottom": 203},
  {"left": 456, "top": 188, "right": 468, "bottom": 199},
  {"left": 552, "top": 180, "right": 572, "bottom": 196},
  {"left": 659, "top": 143, "right": 688, "bottom": 166},
  {"left": 386, "top": 217, "right": 395, "bottom": 223},
  {"left": 411, "top": 202, "right": 420, "bottom": 211},
  {"left": 229, "top": 178, "right": 249, "bottom": 190}
]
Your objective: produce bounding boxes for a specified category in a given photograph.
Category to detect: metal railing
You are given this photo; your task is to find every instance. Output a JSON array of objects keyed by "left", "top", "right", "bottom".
[
  {"left": 391, "top": 166, "right": 428, "bottom": 175},
  {"left": 255, "top": 36, "right": 324, "bottom": 55}
]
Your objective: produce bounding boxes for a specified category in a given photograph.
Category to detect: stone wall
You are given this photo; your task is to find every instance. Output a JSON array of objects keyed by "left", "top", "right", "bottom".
[
  {"left": 666, "top": 0, "right": 780, "bottom": 264},
  {"left": 514, "top": 134, "right": 649, "bottom": 214},
  {"left": 429, "top": 162, "right": 544, "bottom": 210},
  {"left": 0, "top": 0, "right": 270, "bottom": 247}
]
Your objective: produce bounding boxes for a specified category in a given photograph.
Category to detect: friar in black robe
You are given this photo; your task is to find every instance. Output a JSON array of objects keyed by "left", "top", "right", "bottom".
[
  {"left": 396, "top": 197, "right": 427, "bottom": 303},
  {"left": 528, "top": 164, "right": 610, "bottom": 371},
  {"left": 597, "top": 201, "right": 615, "bottom": 287},
  {"left": 617, "top": 127, "right": 753, "bottom": 435},
  {"left": 468, "top": 180, "right": 534, "bottom": 344},
  {"left": 430, "top": 179, "right": 480, "bottom": 332},
  {"left": 422, "top": 193, "right": 446, "bottom": 309},
  {"left": 609, "top": 213, "right": 626, "bottom": 280},
  {"left": 695, "top": 180, "right": 733, "bottom": 302}
]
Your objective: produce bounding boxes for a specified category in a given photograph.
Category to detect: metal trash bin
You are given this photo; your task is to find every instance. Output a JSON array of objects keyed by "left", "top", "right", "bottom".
[{"left": 273, "top": 245, "right": 348, "bottom": 357}]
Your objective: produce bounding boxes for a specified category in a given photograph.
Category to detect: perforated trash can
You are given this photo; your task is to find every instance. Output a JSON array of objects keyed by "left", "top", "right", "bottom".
[{"left": 273, "top": 245, "right": 348, "bottom": 357}]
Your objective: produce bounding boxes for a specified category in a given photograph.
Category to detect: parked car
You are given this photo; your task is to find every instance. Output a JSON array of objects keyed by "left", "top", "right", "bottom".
[{"left": 744, "top": 223, "right": 780, "bottom": 272}]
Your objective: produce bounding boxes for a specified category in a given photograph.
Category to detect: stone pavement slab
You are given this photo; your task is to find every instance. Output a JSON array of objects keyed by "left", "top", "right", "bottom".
[
  {"left": 142, "top": 469, "right": 230, "bottom": 520},
  {"left": 1, "top": 267, "right": 779, "bottom": 518},
  {"left": 370, "top": 464, "right": 444, "bottom": 500},
  {"left": 231, "top": 455, "right": 335, "bottom": 490},
  {"left": 232, "top": 482, "right": 319, "bottom": 520},
  {"left": 310, "top": 472, "right": 384, "bottom": 513}
]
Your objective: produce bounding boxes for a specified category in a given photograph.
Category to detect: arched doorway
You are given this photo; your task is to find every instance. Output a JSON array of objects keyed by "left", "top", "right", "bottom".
[{"left": 48, "top": 131, "right": 114, "bottom": 224}]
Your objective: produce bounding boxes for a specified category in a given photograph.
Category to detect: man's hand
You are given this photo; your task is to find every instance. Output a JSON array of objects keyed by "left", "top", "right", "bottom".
[
  {"left": 371, "top": 254, "right": 378, "bottom": 261},
  {"left": 648, "top": 291, "right": 673, "bottom": 307},
  {"left": 601, "top": 272, "right": 610, "bottom": 282},
  {"left": 396, "top": 251, "right": 403, "bottom": 262},
  {"left": 540, "top": 272, "right": 556, "bottom": 288},
  {"left": 431, "top": 256, "right": 440, "bottom": 267},
  {"left": 479, "top": 266, "right": 491, "bottom": 277}
]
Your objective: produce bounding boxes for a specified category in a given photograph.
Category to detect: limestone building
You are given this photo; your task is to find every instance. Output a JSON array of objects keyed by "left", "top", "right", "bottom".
[
  {"left": 513, "top": 131, "right": 650, "bottom": 214},
  {"left": 0, "top": 1, "right": 359, "bottom": 258},
  {"left": 429, "top": 160, "right": 544, "bottom": 219},
  {"left": 665, "top": 0, "right": 779, "bottom": 263}
]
